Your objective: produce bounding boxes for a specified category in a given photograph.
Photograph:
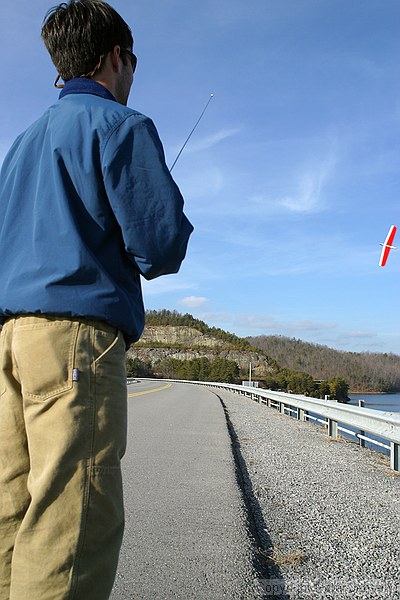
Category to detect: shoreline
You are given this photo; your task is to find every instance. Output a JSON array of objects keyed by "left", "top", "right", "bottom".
[{"left": 349, "top": 391, "right": 394, "bottom": 395}]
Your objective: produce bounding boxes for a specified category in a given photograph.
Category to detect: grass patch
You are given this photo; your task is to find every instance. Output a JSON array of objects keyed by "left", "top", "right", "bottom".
[{"left": 266, "top": 546, "right": 305, "bottom": 567}]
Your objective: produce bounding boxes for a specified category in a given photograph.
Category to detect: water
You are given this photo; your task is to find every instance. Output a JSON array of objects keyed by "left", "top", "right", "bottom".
[
  {"left": 338, "top": 393, "right": 400, "bottom": 457},
  {"left": 348, "top": 393, "right": 400, "bottom": 413},
  {"left": 278, "top": 392, "right": 399, "bottom": 458}
]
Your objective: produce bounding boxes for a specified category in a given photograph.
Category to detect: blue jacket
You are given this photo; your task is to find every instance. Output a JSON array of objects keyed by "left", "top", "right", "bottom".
[{"left": 0, "top": 79, "right": 193, "bottom": 345}]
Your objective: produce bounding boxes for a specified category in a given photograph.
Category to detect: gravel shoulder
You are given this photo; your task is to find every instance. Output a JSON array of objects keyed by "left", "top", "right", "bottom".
[{"left": 217, "top": 389, "right": 400, "bottom": 600}]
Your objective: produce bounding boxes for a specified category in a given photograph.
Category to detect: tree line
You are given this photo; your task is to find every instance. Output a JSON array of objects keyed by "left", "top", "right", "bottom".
[
  {"left": 248, "top": 335, "right": 400, "bottom": 392},
  {"left": 126, "top": 357, "right": 349, "bottom": 401},
  {"left": 126, "top": 356, "right": 239, "bottom": 383},
  {"left": 260, "top": 369, "right": 349, "bottom": 402}
]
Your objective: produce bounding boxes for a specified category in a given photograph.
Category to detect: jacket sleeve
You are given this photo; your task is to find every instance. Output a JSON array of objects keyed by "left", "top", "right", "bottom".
[{"left": 101, "top": 114, "right": 193, "bottom": 280}]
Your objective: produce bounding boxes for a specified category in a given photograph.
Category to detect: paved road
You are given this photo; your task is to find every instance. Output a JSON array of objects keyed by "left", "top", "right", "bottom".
[{"left": 110, "top": 381, "right": 262, "bottom": 600}]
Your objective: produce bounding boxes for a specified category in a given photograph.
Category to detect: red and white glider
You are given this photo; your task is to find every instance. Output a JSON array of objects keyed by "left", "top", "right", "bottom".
[{"left": 379, "top": 225, "right": 397, "bottom": 267}]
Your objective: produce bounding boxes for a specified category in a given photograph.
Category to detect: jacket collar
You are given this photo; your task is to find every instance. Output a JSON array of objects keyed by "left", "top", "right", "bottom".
[{"left": 59, "top": 78, "right": 117, "bottom": 102}]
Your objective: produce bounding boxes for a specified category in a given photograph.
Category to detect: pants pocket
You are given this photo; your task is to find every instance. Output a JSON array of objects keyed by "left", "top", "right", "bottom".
[
  {"left": 13, "top": 320, "right": 79, "bottom": 402},
  {"left": 93, "top": 328, "right": 120, "bottom": 365}
]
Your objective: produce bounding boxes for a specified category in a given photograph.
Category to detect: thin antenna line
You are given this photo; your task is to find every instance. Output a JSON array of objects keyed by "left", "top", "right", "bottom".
[{"left": 170, "top": 94, "right": 214, "bottom": 172}]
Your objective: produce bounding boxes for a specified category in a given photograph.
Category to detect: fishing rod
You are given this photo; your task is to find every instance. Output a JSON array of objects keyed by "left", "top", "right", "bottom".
[{"left": 169, "top": 93, "right": 214, "bottom": 172}]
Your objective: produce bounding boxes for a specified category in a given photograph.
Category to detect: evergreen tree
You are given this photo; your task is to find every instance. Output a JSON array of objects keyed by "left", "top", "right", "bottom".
[
  {"left": 126, "top": 357, "right": 153, "bottom": 377},
  {"left": 328, "top": 377, "right": 350, "bottom": 403}
]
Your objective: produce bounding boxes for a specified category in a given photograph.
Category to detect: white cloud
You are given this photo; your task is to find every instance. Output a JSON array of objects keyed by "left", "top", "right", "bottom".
[
  {"left": 142, "top": 277, "right": 195, "bottom": 296},
  {"left": 196, "top": 311, "right": 232, "bottom": 324},
  {"left": 342, "top": 330, "right": 377, "bottom": 340},
  {"left": 279, "top": 152, "right": 336, "bottom": 213},
  {"left": 233, "top": 314, "right": 336, "bottom": 334},
  {"left": 183, "top": 127, "right": 242, "bottom": 154},
  {"left": 178, "top": 296, "right": 209, "bottom": 308},
  {"left": 290, "top": 320, "right": 337, "bottom": 332},
  {"left": 178, "top": 165, "right": 226, "bottom": 199},
  {"left": 168, "top": 127, "right": 241, "bottom": 174}
]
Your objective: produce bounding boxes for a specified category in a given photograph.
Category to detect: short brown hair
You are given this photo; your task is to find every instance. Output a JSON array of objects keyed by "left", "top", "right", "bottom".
[{"left": 41, "top": 0, "right": 133, "bottom": 82}]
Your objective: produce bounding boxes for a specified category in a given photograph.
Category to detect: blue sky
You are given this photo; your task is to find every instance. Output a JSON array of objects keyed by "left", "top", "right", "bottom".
[{"left": 1, "top": 1, "right": 400, "bottom": 353}]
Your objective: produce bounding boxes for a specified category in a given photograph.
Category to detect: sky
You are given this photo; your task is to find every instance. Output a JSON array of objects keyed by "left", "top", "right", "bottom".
[{"left": 1, "top": 0, "right": 400, "bottom": 354}]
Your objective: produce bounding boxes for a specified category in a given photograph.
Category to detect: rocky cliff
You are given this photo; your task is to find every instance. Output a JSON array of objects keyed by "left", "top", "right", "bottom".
[{"left": 127, "top": 325, "right": 273, "bottom": 377}]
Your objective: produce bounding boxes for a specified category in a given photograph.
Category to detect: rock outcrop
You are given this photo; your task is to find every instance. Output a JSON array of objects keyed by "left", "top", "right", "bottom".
[{"left": 127, "top": 325, "right": 273, "bottom": 377}]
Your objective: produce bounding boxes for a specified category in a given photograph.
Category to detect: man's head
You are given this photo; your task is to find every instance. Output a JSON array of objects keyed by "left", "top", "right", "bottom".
[{"left": 41, "top": 0, "right": 135, "bottom": 104}]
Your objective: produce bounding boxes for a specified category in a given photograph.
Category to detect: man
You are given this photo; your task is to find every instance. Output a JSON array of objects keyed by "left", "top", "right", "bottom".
[{"left": 0, "top": 1, "right": 193, "bottom": 598}]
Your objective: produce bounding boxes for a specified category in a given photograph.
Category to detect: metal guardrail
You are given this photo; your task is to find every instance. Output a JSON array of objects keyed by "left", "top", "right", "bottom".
[{"left": 130, "top": 378, "right": 400, "bottom": 472}]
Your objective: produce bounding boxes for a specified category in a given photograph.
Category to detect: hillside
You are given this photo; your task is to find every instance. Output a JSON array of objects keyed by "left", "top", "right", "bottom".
[
  {"left": 247, "top": 335, "right": 400, "bottom": 393},
  {"left": 129, "top": 320, "right": 274, "bottom": 378},
  {"left": 127, "top": 311, "right": 400, "bottom": 393},
  {"left": 127, "top": 311, "right": 350, "bottom": 400}
]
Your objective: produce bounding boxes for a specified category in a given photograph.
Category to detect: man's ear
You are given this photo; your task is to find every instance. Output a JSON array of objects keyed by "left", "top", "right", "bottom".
[{"left": 109, "top": 45, "right": 122, "bottom": 73}]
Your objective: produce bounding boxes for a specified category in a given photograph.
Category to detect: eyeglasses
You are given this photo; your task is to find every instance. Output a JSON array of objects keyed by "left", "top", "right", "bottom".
[{"left": 121, "top": 48, "right": 137, "bottom": 73}]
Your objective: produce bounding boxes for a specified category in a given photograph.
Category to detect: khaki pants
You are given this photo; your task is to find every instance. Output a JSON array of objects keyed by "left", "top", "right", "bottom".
[{"left": 0, "top": 316, "right": 127, "bottom": 600}]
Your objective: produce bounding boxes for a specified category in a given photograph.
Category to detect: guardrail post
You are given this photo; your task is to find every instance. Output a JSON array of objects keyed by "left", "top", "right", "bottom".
[
  {"left": 358, "top": 400, "right": 366, "bottom": 447},
  {"left": 297, "top": 407, "right": 305, "bottom": 421},
  {"left": 328, "top": 418, "right": 338, "bottom": 439},
  {"left": 280, "top": 402, "right": 285, "bottom": 414},
  {"left": 391, "top": 442, "right": 399, "bottom": 472}
]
